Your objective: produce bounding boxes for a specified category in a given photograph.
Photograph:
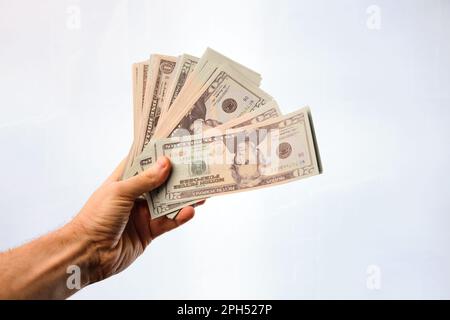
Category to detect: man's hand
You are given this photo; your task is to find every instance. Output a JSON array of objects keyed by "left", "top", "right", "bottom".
[
  {"left": 0, "top": 156, "right": 195, "bottom": 299},
  {"left": 73, "top": 156, "right": 195, "bottom": 282}
]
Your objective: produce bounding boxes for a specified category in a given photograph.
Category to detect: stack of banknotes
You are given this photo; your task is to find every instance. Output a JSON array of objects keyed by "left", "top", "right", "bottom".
[{"left": 123, "top": 48, "right": 322, "bottom": 219}]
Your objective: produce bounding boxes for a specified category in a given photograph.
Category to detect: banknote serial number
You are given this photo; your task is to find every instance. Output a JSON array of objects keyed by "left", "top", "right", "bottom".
[{"left": 177, "top": 304, "right": 272, "bottom": 317}]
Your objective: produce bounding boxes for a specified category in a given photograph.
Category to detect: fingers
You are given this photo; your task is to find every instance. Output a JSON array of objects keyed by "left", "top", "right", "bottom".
[
  {"left": 129, "top": 201, "right": 153, "bottom": 248},
  {"left": 116, "top": 157, "right": 171, "bottom": 199},
  {"left": 151, "top": 206, "right": 195, "bottom": 238},
  {"left": 193, "top": 199, "right": 206, "bottom": 207}
]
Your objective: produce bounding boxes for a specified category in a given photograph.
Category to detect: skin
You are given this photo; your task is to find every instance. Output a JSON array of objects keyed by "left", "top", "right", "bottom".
[{"left": 0, "top": 156, "right": 197, "bottom": 299}]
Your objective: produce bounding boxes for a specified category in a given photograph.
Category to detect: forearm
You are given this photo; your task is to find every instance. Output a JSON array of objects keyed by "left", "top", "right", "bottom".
[{"left": 0, "top": 222, "right": 99, "bottom": 299}]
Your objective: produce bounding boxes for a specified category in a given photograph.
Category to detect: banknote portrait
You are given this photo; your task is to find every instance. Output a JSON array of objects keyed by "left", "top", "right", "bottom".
[
  {"left": 229, "top": 134, "right": 265, "bottom": 188},
  {"left": 172, "top": 100, "right": 223, "bottom": 137}
]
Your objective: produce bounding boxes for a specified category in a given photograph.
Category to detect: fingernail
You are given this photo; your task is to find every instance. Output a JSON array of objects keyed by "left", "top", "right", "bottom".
[{"left": 157, "top": 157, "right": 169, "bottom": 169}]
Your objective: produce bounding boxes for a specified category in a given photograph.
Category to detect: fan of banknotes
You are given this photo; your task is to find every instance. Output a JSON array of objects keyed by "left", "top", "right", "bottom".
[{"left": 122, "top": 48, "right": 322, "bottom": 220}]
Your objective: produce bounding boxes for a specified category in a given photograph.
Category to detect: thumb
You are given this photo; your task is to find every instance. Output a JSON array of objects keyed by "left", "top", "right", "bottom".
[{"left": 117, "top": 156, "right": 171, "bottom": 198}]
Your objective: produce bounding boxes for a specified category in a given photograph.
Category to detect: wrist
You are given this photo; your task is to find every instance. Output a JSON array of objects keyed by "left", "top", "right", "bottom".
[{"left": 63, "top": 219, "right": 103, "bottom": 287}]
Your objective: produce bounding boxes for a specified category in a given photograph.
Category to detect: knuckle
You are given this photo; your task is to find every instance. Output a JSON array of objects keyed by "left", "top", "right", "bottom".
[
  {"left": 143, "top": 169, "right": 161, "bottom": 187},
  {"left": 110, "top": 182, "right": 126, "bottom": 196}
]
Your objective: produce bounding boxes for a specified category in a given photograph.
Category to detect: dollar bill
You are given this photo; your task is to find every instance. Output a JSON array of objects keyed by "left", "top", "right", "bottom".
[
  {"left": 134, "top": 61, "right": 150, "bottom": 152},
  {"left": 213, "top": 100, "right": 281, "bottom": 131},
  {"left": 158, "top": 54, "right": 199, "bottom": 129},
  {"left": 132, "top": 63, "right": 139, "bottom": 134},
  {"left": 164, "top": 64, "right": 274, "bottom": 140},
  {"left": 167, "top": 55, "right": 199, "bottom": 111},
  {"left": 153, "top": 48, "right": 262, "bottom": 139},
  {"left": 139, "top": 55, "right": 177, "bottom": 152},
  {"left": 142, "top": 107, "right": 321, "bottom": 218},
  {"left": 136, "top": 101, "right": 283, "bottom": 218},
  {"left": 123, "top": 56, "right": 177, "bottom": 180},
  {"left": 194, "top": 48, "right": 261, "bottom": 86},
  {"left": 123, "top": 62, "right": 146, "bottom": 179}
]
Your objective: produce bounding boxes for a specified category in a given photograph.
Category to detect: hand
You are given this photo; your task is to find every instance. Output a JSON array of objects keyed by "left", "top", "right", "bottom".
[{"left": 72, "top": 156, "right": 195, "bottom": 283}]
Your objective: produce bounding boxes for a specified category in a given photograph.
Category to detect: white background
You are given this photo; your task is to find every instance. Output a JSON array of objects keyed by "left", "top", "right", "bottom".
[{"left": 1, "top": 0, "right": 449, "bottom": 299}]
